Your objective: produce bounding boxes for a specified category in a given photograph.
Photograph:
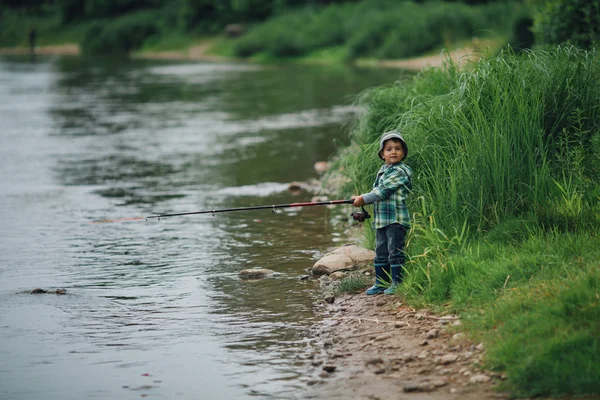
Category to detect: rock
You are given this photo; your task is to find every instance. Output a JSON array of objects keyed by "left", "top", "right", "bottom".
[
  {"left": 298, "top": 275, "right": 310, "bottom": 281},
  {"left": 426, "top": 329, "right": 439, "bottom": 339},
  {"left": 318, "top": 371, "right": 330, "bottom": 379},
  {"left": 403, "top": 382, "right": 436, "bottom": 392},
  {"left": 238, "top": 268, "right": 274, "bottom": 279},
  {"left": 224, "top": 24, "right": 245, "bottom": 38},
  {"left": 311, "top": 245, "right": 375, "bottom": 276},
  {"left": 476, "top": 342, "right": 485, "bottom": 351},
  {"left": 365, "top": 358, "right": 384, "bottom": 366},
  {"left": 437, "top": 354, "right": 458, "bottom": 365},
  {"left": 452, "top": 332, "right": 465, "bottom": 341},
  {"left": 288, "top": 182, "right": 304, "bottom": 195},
  {"left": 29, "top": 288, "right": 66, "bottom": 295},
  {"left": 324, "top": 295, "right": 335, "bottom": 304},
  {"left": 314, "top": 161, "right": 330, "bottom": 174},
  {"left": 322, "top": 365, "right": 336, "bottom": 373},
  {"left": 329, "top": 271, "right": 346, "bottom": 280},
  {"left": 469, "top": 374, "right": 491, "bottom": 384}
]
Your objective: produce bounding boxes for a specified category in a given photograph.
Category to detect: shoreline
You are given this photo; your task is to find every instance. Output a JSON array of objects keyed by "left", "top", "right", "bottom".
[
  {"left": 0, "top": 43, "right": 482, "bottom": 71},
  {"left": 302, "top": 287, "right": 507, "bottom": 399}
]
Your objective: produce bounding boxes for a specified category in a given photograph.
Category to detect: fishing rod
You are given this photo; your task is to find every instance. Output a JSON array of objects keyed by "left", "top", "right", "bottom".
[{"left": 91, "top": 199, "right": 371, "bottom": 224}]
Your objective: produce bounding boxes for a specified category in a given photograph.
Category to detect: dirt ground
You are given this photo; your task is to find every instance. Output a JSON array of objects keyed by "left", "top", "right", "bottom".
[{"left": 303, "top": 292, "right": 509, "bottom": 400}]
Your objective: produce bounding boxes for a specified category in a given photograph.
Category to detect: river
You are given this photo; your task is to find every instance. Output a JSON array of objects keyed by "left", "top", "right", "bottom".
[{"left": 0, "top": 54, "right": 403, "bottom": 400}]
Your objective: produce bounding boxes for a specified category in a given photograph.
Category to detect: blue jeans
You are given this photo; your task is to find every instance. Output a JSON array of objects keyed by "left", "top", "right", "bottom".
[{"left": 374, "top": 223, "right": 407, "bottom": 284}]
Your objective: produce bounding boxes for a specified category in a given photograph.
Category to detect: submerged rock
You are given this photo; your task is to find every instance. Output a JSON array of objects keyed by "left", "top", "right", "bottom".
[
  {"left": 311, "top": 244, "right": 375, "bottom": 276},
  {"left": 29, "top": 288, "right": 67, "bottom": 295},
  {"left": 238, "top": 268, "right": 274, "bottom": 280}
]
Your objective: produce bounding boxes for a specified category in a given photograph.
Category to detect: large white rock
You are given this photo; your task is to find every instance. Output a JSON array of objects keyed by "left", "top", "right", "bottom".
[{"left": 311, "top": 244, "right": 375, "bottom": 275}]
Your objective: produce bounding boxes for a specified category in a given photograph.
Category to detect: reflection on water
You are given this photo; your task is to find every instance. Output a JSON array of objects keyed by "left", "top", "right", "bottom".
[{"left": 0, "top": 55, "right": 405, "bottom": 399}]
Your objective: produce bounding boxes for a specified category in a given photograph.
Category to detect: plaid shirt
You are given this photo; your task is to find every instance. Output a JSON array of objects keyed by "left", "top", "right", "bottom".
[{"left": 371, "top": 162, "right": 412, "bottom": 229}]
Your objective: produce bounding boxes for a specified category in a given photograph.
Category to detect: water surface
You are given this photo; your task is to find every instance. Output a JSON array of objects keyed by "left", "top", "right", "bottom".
[{"left": 0, "top": 55, "right": 405, "bottom": 400}]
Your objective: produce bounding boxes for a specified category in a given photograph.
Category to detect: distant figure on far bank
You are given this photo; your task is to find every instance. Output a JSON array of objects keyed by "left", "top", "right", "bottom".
[{"left": 28, "top": 27, "right": 37, "bottom": 55}]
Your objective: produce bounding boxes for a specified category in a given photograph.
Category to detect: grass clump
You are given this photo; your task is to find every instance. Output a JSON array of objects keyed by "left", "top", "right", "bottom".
[
  {"left": 334, "top": 45, "right": 600, "bottom": 397},
  {"left": 334, "top": 272, "right": 371, "bottom": 295}
]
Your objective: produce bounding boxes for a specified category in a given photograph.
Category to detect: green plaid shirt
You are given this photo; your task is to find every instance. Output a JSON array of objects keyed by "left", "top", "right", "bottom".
[{"left": 369, "top": 162, "right": 412, "bottom": 229}]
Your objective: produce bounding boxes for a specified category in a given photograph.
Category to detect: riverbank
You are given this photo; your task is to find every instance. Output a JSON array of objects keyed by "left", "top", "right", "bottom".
[
  {"left": 304, "top": 292, "right": 504, "bottom": 399},
  {"left": 0, "top": 42, "right": 485, "bottom": 71}
]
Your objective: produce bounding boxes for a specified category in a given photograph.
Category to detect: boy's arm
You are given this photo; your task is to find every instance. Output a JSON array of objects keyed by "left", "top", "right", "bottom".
[{"left": 372, "top": 167, "right": 411, "bottom": 200}]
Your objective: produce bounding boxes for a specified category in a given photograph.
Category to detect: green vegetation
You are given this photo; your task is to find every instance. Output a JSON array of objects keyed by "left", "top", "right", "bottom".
[
  {"left": 532, "top": 0, "right": 600, "bottom": 49},
  {"left": 333, "top": 46, "right": 600, "bottom": 396},
  {"left": 234, "top": 0, "right": 522, "bottom": 60},
  {"left": 1, "top": 0, "right": 526, "bottom": 61},
  {"left": 334, "top": 272, "right": 371, "bottom": 295}
]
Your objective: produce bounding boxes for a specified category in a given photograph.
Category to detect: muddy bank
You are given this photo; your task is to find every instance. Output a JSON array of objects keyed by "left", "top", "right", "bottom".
[{"left": 303, "top": 292, "right": 508, "bottom": 400}]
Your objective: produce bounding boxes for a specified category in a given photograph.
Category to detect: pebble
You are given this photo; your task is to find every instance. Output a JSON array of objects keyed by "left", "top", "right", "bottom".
[
  {"left": 322, "top": 365, "right": 336, "bottom": 373},
  {"left": 469, "top": 374, "right": 491, "bottom": 384},
  {"left": 403, "top": 382, "right": 436, "bottom": 392},
  {"left": 365, "top": 358, "right": 384, "bottom": 366},
  {"left": 452, "top": 332, "right": 465, "bottom": 341},
  {"left": 437, "top": 354, "right": 458, "bottom": 365},
  {"left": 426, "top": 329, "right": 439, "bottom": 339}
]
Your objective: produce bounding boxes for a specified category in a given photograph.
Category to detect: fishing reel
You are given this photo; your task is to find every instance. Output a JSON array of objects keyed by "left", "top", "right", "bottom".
[{"left": 350, "top": 206, "right": 371, "bottom": 223}]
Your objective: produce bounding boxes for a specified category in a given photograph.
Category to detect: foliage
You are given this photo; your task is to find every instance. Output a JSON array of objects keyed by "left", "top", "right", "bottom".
[
  {"left": 532, "top": 0, "right": 600, "bottom": 49},
  {"left": 81, "top": 10, "right": 160, "bottom": 55},
  {"left": 334, "top": 272, "right": 371, "bottom": 295},
  {"left": 233, "top": 1, "right": 521, "bottom": 60}
]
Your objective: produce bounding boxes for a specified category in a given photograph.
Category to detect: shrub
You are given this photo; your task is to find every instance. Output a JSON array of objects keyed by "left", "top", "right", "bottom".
[
  {"left": 81, "top": 11, "right": 160, "bottom": 56},
  {"left": 533, "top": 0, "right": 600, "bottom": 49}
]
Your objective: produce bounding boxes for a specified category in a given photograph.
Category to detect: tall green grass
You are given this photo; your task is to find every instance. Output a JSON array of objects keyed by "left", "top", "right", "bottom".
[
  {"left": 333, "top": 46, "right": 600, "bottom": 396},
  {"left": 233, "top": 0, "right": 522, "bottom": 60}
]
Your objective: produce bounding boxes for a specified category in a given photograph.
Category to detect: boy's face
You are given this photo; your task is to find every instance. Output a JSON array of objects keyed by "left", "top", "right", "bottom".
[{"left": 381, "top": 139, "right": 404, "bottom": 165}]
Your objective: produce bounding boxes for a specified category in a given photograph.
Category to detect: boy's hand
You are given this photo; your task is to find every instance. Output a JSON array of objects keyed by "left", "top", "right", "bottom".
[{"left": 351, "top": 195, "right": 365, "bottom": 207}]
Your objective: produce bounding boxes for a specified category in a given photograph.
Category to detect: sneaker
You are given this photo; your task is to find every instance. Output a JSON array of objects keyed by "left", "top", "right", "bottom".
[
  {"left": 365, "top": 285, "right": 386, "bottom": 295},
  {"left": 383, "top": 283, "right": 399, "bottom": 295}
]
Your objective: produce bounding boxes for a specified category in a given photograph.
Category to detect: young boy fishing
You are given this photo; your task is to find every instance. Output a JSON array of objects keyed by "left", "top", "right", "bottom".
[{"left": 352, "top": 131, "right": 412, "bottom": 295}]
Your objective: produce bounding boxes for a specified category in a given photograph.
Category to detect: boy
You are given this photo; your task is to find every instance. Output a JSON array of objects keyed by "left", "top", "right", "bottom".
[{"left": 352, "top": 131, "right": 412, "bottom": 295}]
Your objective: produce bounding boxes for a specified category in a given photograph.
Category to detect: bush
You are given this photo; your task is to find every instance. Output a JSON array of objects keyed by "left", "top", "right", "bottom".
[
  {"left": 81, "top": 11, "right": 160, "bottom": 56},
  {"left": 533, "top": 0, "right": 600, "bottom": 49},
  {"left": 233, "top": 0, "right": 522, "bottom": 60}
]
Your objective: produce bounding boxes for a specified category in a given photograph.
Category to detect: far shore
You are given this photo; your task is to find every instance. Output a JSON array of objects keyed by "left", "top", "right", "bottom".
[{"left": 0, "top": 43, "right": 483, "bottom": 71}]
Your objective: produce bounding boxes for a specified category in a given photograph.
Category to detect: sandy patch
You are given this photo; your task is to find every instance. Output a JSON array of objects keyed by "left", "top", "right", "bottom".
[
  {"left": 0, "top": 44, "right": 79, "bottom": 56},
  {"left": 359, "top": 47, "right": 482, "bottom": 71}
]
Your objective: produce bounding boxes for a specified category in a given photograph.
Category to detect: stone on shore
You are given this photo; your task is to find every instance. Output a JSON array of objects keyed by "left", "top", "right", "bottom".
[
  {"left": 311, "top": 244, "right": 375, "bottom": 276},
  {"left": 238, "top": 268, "right": 274, "bottom": 279}
]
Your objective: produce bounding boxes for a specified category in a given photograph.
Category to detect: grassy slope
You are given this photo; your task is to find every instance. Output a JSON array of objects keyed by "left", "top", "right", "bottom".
[{"left": 333, "top": 46, "right": 600, "bottom": 397}]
